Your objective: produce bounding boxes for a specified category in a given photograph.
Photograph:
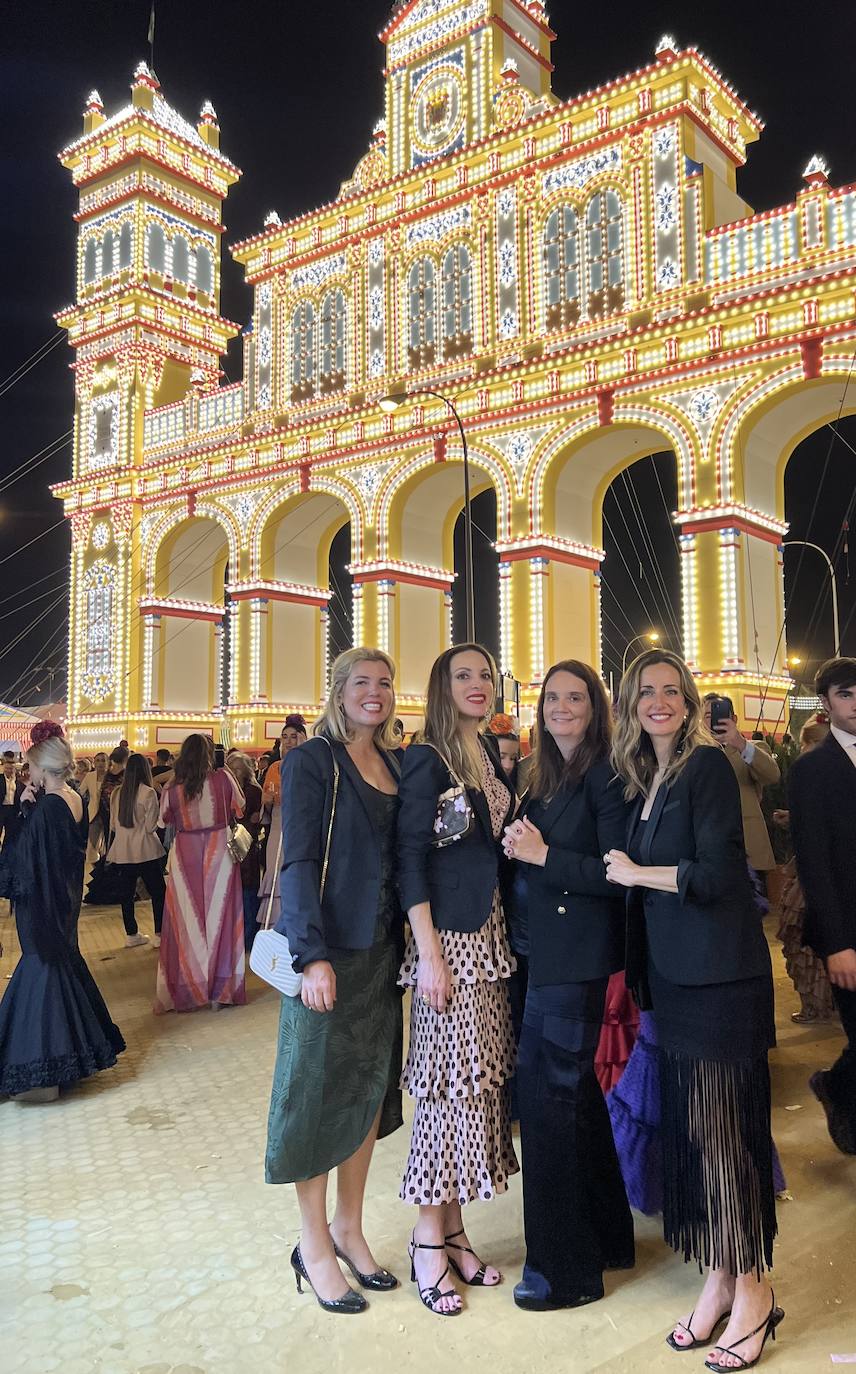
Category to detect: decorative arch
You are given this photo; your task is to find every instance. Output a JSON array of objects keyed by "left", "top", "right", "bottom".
[
  {"left": 441, "top": 243, "right": 472, "bottom": 359},
  {"left": 718, "top": 348, "right": 856, "bottom": 512},
  {"left": 531, "top": 405, "right": 695, "bottom": 547},
  {"left": 407, "top": 255, "right": 438, "bottom": 369},
  {"left": 147, "top": 507, "right": 236, "bottom": 597},
  {"left": 195, "top": 244, "right": 213, "bottom": 295},
  {"left": 171, "top": 234, "right": 190, "bottom": 283},
  {"left": 376, "top": 442, "right": 512, "bottom": 563}
]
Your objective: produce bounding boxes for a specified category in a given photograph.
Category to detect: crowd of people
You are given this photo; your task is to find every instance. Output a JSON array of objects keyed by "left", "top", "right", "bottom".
[{"left": 2, "top": 645, "right": 856, "bottom": 1368}]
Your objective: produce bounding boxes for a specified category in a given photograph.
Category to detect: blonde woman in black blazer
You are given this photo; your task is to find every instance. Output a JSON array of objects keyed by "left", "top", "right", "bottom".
[
  {"left": 397, "top": 644, "right": 515, "bottom": 1317},
  {"left": 606, "top": 651, "right": 782, "bottom": 1373}
]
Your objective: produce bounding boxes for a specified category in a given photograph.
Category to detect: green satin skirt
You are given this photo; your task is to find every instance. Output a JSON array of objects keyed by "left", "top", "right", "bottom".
[{"left": 265, "top": 927, "right": 403, "bottom": 1184}]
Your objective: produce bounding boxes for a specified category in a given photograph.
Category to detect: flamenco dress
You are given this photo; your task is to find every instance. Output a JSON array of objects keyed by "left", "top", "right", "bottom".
[{"left": 0, "top": 792, "right": 125, "bottom": 1095}]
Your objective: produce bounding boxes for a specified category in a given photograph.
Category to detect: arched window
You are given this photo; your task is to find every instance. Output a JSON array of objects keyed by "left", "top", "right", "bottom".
[
  {"left": 119, "top": 222, "right": 132, "bottom": 269},
  {"left": 408, "top": 258, "right": 436, "bottom": 369},
  {"left": 101, "top": 230, "right": 115, "bottom": 278},
  {"left": 172, "top": 235, "right": 189, "bottom": 283},
  {"left": 543, "top": 207, "right": 580, "bottom": 328},
  {"left": 319, "top": 289, "right": 346, "bottom": 394},
  {"left": 82, "top": 561, "right": 116, "bottom": 701},
  {"left": 441, "top": 245, "right": 472, "bottom": 359},
  {"left": 147, "top": 222, "right": 166, "bottom": 274},
  {"left": 83, "top": 239, "right": 98, "bottom": 285},
  {"left": 291, "top": 301, "right": 315, "bottom": 402},
  {"left": 585, "top": 190, "right": 624, "bottom": 318},
  {"left": 195, "top": 245, "right": 213, "bottom": 296}
]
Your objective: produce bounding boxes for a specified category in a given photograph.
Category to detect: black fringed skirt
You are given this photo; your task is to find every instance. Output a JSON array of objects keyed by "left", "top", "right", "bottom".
[{"left": 649, "top": 964, "right": 777, "bottom": 1277}]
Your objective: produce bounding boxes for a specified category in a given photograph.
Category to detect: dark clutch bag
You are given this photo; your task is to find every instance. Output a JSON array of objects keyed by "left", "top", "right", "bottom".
[{"left": 431, "top": 784, "right": 474, "bottom": 847}]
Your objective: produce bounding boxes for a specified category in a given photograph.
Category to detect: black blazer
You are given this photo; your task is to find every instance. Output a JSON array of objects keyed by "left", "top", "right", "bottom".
[
  {"left": 397, "top": 739, "right": 513, "bottom": 934},
  {"left": 517, "top": 758, "right": 629, "bottom": 987},
  {"left": 789, "top": 731, "right": 856, "bottom": 958},
  {"left": 276, "top": 736, "right": 404, "bottom": 971},
  {"left": 626, "top": 745, "right": 770, "bottom": 989}
]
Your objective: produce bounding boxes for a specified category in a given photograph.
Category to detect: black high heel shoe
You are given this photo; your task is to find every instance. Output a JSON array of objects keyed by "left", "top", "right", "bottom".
[
  {"left": 444, "top": 1228, "right": 501, "bottom": 1286},
  {"left": 332, "top": 1241, "right": 399, "bottom": 1291},
  {"left": 290, "top": 1244, "right": 367, "bottom": 1314},
  {"left": 704, "top": 1298, "right": 784, "bottom": 1372},
  {"left": 408, "top": 1233, "right": 462, "bottom": 1316}
]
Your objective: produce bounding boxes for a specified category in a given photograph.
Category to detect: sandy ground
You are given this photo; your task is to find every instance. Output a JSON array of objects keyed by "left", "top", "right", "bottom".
[{"left": 1, "top": 895, "right": 854, "bottom": 1374}]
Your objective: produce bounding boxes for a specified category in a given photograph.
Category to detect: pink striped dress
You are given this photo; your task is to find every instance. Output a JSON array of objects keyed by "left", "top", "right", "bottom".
[{"left": 155, "top": 770, "right": 245, "bottom": 1013}]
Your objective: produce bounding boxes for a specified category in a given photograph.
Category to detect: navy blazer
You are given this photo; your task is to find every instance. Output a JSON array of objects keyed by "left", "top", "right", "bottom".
[
  {"left": 625, "top": 745, "right": 770, "bottom": 989},
  {"left": 397, "top": 739, "right": 513, "bottom": 934},
  {"left": 789, "top": 731, "right": 856, "bottom": 958},
  {"left": 276, "top": 736, "right": 403, "bottom": 971},
  {"left": 517, "top": 758, "right": 629, "bottom": 987}
]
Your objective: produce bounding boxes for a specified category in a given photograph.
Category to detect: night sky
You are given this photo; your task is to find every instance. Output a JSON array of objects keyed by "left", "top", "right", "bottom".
[{"left": 2, "top": 0, "right": 855, "bottom": 706}]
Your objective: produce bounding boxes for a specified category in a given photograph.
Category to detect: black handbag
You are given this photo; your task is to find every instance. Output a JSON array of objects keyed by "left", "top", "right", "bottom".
[{"left": 427, "top": 747, "right": 474, "bottom": 848}]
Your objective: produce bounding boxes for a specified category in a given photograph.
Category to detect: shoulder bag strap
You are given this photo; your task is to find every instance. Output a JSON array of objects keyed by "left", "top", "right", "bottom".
[
  {"left": 262, "top": 742, "right": 340, "bottom": 929},
  {"left": 423, "top": 740, "right": 466, "bottom": 792}
]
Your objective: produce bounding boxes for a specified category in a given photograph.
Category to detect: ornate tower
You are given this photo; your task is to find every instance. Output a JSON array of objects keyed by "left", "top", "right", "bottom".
[
  {"left": 382, "top": 0, "right": 556, "bottom": 177},
  {"left": 54, "top": 63, "right": 240, "bottom": 746}
]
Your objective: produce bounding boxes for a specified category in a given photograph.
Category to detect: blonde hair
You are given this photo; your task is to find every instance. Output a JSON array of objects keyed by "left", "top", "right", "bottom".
[
  {"left": 27, "top": 735, "right": 74, "bottom": 781},
  {"left": 314, "top": 647, "right": 399, "bottom": 749},
  {"left": 799, "top": 719, "right": 829, "bottom": 751},
  {"left": 227, "top": 751, "right": 255, "bottom": 786},
  {"left": 417, "top": 643, "right": 497, "bottom": 789},
  {"left": 612, "top": 649, "right": 713, "bottom": 800}
]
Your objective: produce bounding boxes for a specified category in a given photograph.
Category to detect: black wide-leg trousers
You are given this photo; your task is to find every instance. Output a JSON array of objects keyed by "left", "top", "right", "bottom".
[{"left": 518, "top": 977, "right": 634, "bottom": 1302}]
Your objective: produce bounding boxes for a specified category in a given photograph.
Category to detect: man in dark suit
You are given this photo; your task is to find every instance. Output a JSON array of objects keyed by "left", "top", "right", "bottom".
[
  {"left": 789, "top": 656, "right": 856, "bottom": 1154},
  {"left": 0, "top": 751, "right": 24, "bottom": 850}
]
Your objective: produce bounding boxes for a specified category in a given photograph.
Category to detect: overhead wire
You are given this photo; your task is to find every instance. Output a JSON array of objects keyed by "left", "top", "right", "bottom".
[
  {"left": 618, "top": 468, "right": 683, "bottom": 647},
  {"left": 0, "top": 432, "right": 73, "bottom": 496},
  {"left": 0, "top": 332, "right": 64, "bottom": 399}
]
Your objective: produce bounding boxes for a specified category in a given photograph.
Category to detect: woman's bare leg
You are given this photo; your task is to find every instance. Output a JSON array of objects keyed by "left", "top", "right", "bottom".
[
  {"left": 412, "top": 1203, "right": 461, "bottom": 1314},
  {"left": 444, "top": 1199, "right": 501, "bottom": 1285},
  {"left": 329, "top": 1107, "right": 383, "bottom": 1274},
  {"left": 294, "top": 1174, "right": 352, "bottom": 1301}
]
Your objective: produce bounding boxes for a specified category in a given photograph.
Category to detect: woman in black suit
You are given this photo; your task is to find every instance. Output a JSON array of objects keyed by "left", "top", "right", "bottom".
[
  {"left": 502, "top": 660, "right": 634, "bottom": 1312},
  {"left": 265, "top": 648, "right": 404, "bottom": 1315},
  {"left": 397, "top": 643, "right": 516, "bottom": 1316},
  {"left": 605, "top": 650, "right": 783, "bottom": 1373}
]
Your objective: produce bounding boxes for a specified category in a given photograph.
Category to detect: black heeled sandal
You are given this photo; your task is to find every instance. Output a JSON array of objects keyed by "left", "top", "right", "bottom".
[
  {"left": 666, "top": 1307, "right": 732, "bottom": 1351},
  {"left": 290, "top": 1243, "right": 367, "bottom": 1314},
  {"left": 704, "top": 1298, "right": 784, "bottom": 1372},
  {"left": 332, "top": 1240, "right": 399, "bottom": 1291},
  {"left": 444, "top": 1228, "right": 500, "bottom": 1287},
  {"left": 408, "top": 1233, "right": 462, "bottom": 1316}
]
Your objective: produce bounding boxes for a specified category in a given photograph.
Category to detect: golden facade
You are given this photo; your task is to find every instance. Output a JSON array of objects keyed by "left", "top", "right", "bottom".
[{"left": 54, "top": 3, "right": 856, "bottom": 750}]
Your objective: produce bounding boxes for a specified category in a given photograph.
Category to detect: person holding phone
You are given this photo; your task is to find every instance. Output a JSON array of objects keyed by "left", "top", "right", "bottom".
[{"left": 702, "top": 695, "right": 779, "bottom": 881}]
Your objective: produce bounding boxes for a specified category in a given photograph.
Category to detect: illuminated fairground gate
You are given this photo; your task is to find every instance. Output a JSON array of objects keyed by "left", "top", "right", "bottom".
[{"left": 53, "top": 3, "right": 856, "bottom": 751}]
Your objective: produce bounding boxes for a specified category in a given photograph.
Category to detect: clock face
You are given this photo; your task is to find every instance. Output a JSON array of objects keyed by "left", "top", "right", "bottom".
[{"left": 411, "top": 66, "right": 466, "bottom": 163}]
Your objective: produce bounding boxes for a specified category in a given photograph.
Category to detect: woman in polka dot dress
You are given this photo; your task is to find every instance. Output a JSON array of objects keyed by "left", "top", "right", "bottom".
[{"left": 397, "top": 644, "right": 518, "bottom": 1316}]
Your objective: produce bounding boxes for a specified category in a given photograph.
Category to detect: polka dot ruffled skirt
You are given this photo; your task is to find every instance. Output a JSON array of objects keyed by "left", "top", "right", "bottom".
[{"left": 398, "top": 748, "right": 520, "bottom": 1206}]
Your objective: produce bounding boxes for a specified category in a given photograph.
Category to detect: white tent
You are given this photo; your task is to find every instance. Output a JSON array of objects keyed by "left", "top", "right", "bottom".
[{"left": 0, "top": 703, "right": 42, "bottom": 755}]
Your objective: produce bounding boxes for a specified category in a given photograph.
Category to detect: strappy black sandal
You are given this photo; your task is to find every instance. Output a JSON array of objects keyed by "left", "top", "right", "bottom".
[
  {"left": 444, "top": 1228, "right": 501, "bottom": 1287},
  {"left": 704, "top": 1298, "right": 784, "bottom": 1372},
  {"left": 666, "top": 1307, "right": 732, "bottom": 1351},
  {"left": 408, "top": 1233, "right": 462, "bottom": 1316}
]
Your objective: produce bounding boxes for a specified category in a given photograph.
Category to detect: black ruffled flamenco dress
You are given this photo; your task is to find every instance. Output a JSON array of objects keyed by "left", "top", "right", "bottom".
[{"left": 0, "top": 792, "right": 125, "bottom": 1096}]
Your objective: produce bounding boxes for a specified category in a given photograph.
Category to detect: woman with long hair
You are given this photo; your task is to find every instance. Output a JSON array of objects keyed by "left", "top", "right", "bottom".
[
  {"left": 0, "top": 723, "right": 124, "bottom": 1100},
  {"left": 226, "top": 751, "right": 263, "bottom": 952},
  {"left": 84, "top": 747, "right": 129, "bottom": 904},
  {"left": 258, "top": 714, "right": 307, "bottom": 925},
  {"left": 266, "top": 649, "right": 404, "bottom": 1315},
  {"left": 155, "top": 733, "right": 245, "bottom": 1014},
  {"left": 397, "top": 644, "right": 516, "bottom": 1317},
  {"left": 105, "top": 752, "right": 166, "bottom": 949},
  {"left": 606, "top": 650, "right": 782, "bottom": 1370},
  {"left": 502, "top": 660, "right": 634, "bottom": 1311}
]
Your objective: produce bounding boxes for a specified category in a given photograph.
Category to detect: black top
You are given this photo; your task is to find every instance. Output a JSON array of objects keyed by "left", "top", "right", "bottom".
[
  {"left": 276, "top": 736, "right": 403, "bottom": 970},
  {"left": 396, "top": 738, "right": 513, "bottom": 934},
  {"left": 625, "top": 745, "right": 771, "bottom": 989},
  {"left": 789, "top": 730, "right": 856, "bottom": 958},
  {"left": 515, "top": 758, "right": 629, "bottom": 986}
]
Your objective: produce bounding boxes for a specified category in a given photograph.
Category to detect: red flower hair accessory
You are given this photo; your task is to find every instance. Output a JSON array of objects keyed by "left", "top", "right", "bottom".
[
  {"left": 814, "top": 711, "right": 829, "bottom": 724},
  {"left": 30, "top": 719, "right": 65, "bottom": 745},
  {"left": 488, "top": 713, "right": 515, "bottom": 736}
]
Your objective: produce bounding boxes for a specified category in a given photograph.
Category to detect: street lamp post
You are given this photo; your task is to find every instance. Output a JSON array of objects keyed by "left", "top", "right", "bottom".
[
  {"left": 782, "top": 541, "right": 840, "bottom": 655},
  {"left": 621, "top": 631, "right": 661, "bottom": 675},
  {"left": 380, "top": 388, "right": 475, "bottom": 643}
]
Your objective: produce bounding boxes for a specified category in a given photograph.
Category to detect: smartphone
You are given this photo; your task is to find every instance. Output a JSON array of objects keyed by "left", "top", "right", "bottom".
[{"left": 709, "top": 697, "right": 734, "bottom": 734}]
